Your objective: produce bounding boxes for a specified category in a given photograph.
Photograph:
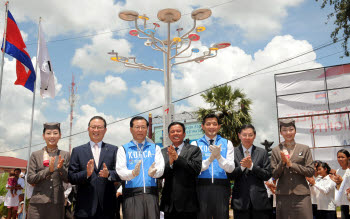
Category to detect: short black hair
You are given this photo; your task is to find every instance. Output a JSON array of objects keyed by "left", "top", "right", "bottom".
[
  {"left": 239, "top": 124, "right": 256, "bottom": 135},
  {"left": 318, "top": 162, "right": 331, "bottom": 174},
  {"left": 279, "top": 122, "right": 296, "bottom": 131},
  {"left": 43, "top": 126, "right": 61, "bottom": 134},
  {"left": 312, "top": 160, "right": 322, "bottom": 168},
  {"left": 130, "top": 116, "right": 149, "bottom": 128},
  {"left": 14, "top": 168, "right": 21, "bottom": 173},
  {"left": 337, "top": 149, "right": 350, "bottom": 158},
  {"left": 89, "top": 116, "right": 107, "bottom": 128},
  {"left": 202, "top": 113, "right": 220, "bottom": 125},
  {"left": 168, "top": 122, "right": 186, "bottom": 133}
]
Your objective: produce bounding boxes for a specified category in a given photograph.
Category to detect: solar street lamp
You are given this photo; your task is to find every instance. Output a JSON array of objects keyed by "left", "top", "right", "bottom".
[{"left": 109, "top": 8, "right": 230, "bottom": 146}]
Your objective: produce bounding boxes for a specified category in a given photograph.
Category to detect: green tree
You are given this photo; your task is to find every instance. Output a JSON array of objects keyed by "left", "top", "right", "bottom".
[
  {"left": 197, "top": 84, "right": 252, "bottom": 146},
  {"left": 316, "top": 0, "right": 350, "bottom": 56}
]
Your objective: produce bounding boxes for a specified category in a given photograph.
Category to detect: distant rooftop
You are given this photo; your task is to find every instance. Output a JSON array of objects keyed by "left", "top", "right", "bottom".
[{"left": 0, "top": 156, "right": 27, "bottom": 169}]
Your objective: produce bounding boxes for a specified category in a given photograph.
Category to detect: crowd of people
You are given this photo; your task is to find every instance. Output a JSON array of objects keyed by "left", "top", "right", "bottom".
[{"left": 3, "top": 114, "right": 350, "bottom": 219}]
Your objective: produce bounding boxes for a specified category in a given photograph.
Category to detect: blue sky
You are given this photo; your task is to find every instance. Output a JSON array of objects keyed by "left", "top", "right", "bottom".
[{"left": 0, "top": 0, "right": 349, "bottom": 159}]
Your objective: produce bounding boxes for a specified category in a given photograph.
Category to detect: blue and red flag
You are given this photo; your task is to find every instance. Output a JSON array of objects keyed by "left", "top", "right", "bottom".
[{"left": 1, "top": 10, "right": 36, "bottom": 92}]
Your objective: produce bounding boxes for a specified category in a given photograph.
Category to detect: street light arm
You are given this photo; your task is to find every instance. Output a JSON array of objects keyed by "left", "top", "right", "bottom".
[
  {"left": 134, "top": 19, "right": 166, "bottom": 53},
  {"left": 173, "top": 51, "right": 193, "bottom": 59},
  {"left": 170, "top": 19, "right": 196, "bottom": 47},
  {"left": 171, "top": 39, "right": 192, "bottom": 59}
]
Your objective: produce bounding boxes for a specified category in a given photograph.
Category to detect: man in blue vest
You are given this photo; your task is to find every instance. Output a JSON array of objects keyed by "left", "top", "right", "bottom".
[
  {"left": 116, "top": 116, "right": 164, "bottom": 219},
  {"left": 192, "top": 113, "right": 235, "bottom": 219}
]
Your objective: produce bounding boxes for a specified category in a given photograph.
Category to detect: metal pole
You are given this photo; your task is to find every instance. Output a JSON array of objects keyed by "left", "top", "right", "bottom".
[
  {"left": 23, "top": 17, "right": 41, "bottom": 219},
  {"left": 0, "top": 2, "right": 9, "bottom": 103}
]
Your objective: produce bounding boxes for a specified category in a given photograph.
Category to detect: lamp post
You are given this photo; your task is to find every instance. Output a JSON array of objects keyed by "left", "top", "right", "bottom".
[{"left": 110, "top": 8, "right": 230, "bottom": 147}]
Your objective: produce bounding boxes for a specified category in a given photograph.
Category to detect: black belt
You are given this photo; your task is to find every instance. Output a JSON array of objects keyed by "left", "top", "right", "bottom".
[
  {"left": 197, "top": 178, "right": 230, "bottom": 186},
  {"left": 123, "top": 186, "right": 158, "bottom": 198}
]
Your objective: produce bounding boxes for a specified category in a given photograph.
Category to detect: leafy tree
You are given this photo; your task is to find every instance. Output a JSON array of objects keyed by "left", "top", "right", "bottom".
[
  {"left": 316, "top": 0, "right": 350, "bottom": 56},
  {"left": 197, "top": 84, "right": 252, "bottom": 146}
]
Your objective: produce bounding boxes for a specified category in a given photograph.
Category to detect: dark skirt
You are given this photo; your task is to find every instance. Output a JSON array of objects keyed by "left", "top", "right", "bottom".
[
  {"left": 27, "top": 203, "right": 64, "bottom": 219},
  {"left": 276, "top": 194, "right": 312, "bottom": 219}
]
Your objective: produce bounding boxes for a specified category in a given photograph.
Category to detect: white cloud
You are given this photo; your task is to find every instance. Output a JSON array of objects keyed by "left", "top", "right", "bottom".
[
  {"left": 129, "top": 80, "right": 164, "bottom": 112},
  {"left": 72, "top": 33, "right": 132, "bottom": 75},
  {"left": 57, "top": 98, "right": 70, "bottom": 112},
  {"left": 88, "top": 75, "right": 127, "bottom": 104},
  {"left": 2, "top": 0, "right": 128, "bottom": 38},
  {"left": 212, "top": 0, "right": 304, "bottom": 39}
]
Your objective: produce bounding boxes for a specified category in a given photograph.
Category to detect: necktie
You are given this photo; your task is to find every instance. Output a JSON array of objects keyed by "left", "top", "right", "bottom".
[
  {"left": 175, "top": 147, "right": 179, "bottom": 154},
  {"left": 209, "top": 139, "right": 214, "bottom": 145},
  {"left": 94, "top": 143, "right": 99, "bottom": 167},
  {"left": 245, "top": 150, "right": 250, "bottom": 157}
]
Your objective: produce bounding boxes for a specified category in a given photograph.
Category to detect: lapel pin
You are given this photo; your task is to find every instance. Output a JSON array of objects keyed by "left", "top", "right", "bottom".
[{"left": 299, "top": 151, "right": 303, "bottom": 156}]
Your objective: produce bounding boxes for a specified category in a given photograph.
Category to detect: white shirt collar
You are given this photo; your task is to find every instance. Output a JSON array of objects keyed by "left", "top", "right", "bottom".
[
  {"left": 242, "top": 144, "right": 253, "bottom": 154},
  {"left": 174, "top": 142, "right": 184, "bottom": 155},
  {"left": 133, "top": 139, "right": 146, "bottom": 147},
  {"left": 90, "top": 141, "right": 102, "bottom": 148},
  {"left": 204, "top": 135, "right": 217, "bottom": 144}
]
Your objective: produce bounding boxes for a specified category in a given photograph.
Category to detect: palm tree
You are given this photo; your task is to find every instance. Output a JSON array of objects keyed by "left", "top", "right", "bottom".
[{"left": 197, "top": 84, "right": 252, "bottom": 146}]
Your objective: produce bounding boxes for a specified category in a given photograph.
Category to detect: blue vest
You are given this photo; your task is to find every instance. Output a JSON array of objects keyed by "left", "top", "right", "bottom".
[
  {"left": 197, "top": 135, "right": 228, "bottom": 179},
  {"left": 122, "top": 140, "right": 157, "bottom": 189}
]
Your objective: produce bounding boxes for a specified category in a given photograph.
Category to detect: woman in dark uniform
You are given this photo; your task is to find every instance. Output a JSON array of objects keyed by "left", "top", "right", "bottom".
[{"left": 27, "top": 122, "right": 70, "bottom": 219}]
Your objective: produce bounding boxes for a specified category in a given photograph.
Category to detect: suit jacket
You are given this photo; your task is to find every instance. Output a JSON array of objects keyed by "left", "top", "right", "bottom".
[
  {"left": 228, "top": 145, "right": 272, "bottom": 211},
  {"left": 68, "top": 142, "right": 119, "bottom": 218},
  {"left": 160, "top": 143, "right": 202, "bottom": 213},
  {"left": 27, "top": 148, "right": 70, "bottom": 204},
  {"left": 270, "top": 143, "right": 314, "bottom": 195}
]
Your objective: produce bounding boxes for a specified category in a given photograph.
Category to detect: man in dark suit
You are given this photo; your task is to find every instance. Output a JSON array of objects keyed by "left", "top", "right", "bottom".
[
  {"left": 160, "top": 122, "right": 202, "bottom": 219},
  {"left": 228, "top": 124, "right": 272, "bottom": 219},
  {"left": 68, "top": 116, "right": 119, "bottom": 219}
]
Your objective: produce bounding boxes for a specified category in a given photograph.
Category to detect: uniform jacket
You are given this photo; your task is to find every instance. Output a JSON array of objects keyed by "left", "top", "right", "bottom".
[
  {"left": 160, "top": 143, "right": 202, "bottom": 213},
  {"left": 270, "top": 143, "right": 314, "bottom": 195},
  {"left": 27, "top": 148, "right": 70, "bottom": 204}
]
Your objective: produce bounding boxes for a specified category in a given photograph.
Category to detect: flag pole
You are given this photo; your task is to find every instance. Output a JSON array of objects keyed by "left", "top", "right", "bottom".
[
  {"left": 0, "top": 1, "right": 9, "bottom": 103},
  {"left": 23, "top": 16, "right": 41, "bottom": 219}
]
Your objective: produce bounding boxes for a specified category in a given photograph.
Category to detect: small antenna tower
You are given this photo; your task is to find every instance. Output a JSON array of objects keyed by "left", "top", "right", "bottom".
[{"left": 68, "top": 73, "right": 77, "bottom": 153}]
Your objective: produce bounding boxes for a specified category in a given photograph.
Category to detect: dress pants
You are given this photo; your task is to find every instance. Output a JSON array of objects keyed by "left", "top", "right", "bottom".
[
  {"left": 317, "top": 210, "right": 337, "bottom": 219},
  {"left": 75, "top": 202, "right": 114, "bottom": 219},
  {"left": 122, "top": 193, "right": 159, "bottom": 219},
  {"left": 234, "top": 209, "right": 271, "bottom": 219},
  {"left": 341, "top": 205, "right": 350, "bottom": 219},
  {"left": 164, "top": 211, "right": 197, "bottom": 219},
  {"left": 197, "top": 184, "right": 230, "bottom": 219}
]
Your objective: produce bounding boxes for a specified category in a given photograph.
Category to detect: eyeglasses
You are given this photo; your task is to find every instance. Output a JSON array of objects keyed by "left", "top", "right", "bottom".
[
  {"left": 241, "top": 134, "right": 255, "bottom": 138},
  {"left": 133, "top": 126, "right": 147, "bottom": 130},
  {"left": 89, "top": 126, "right": 105, "bottom": 130}
]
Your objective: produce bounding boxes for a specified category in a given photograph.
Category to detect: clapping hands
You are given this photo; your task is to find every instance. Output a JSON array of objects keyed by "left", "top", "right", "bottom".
[{"left": 168, "top": 145, "right": 178, "bottom": 165}]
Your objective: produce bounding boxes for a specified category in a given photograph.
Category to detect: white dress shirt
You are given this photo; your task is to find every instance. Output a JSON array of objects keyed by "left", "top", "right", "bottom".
[
  {"left": 90, "top": 141, "right": 102, "bottom": 166},
  {"left": 240, "top": 145, "right": 254, "bottom": 171},
  {"left": 116, "top": 139, "right": 164, "bottom": 181},
  {"left": 192, "top": 135, "right": 235, "bottom": 173},
  {"left": 310, "top": 175, "right": 322, "bottom": 204},
  {"left": 314, "top": 175, "right": 336, "bottom": 210}
]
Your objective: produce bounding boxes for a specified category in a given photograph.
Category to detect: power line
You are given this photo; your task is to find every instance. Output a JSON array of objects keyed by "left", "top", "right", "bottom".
[{"left": 0, "top": 37, "right": 345, "bottom": 154}]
